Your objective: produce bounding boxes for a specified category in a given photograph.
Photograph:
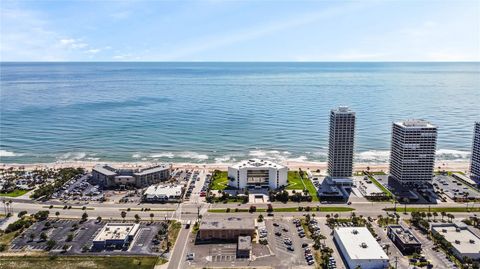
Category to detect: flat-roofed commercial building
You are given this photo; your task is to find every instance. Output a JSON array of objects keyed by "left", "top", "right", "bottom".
[
  {"left": 92, "top": 223, "right": 140, "bottom": 250},
  {"left": 228, "top": 159, "right": 287, "bottom": 189},
  {"left": 92, "top": 164, "right": 170, "bottom": 188},
  {"left": 333, "top": 227, "right": 389, "bottom": 269},
  {"left": 387, "top": 225, "right": 421, "bottom": 255},
  {"left": 471, "top": 122, "right": 480, "bottom": 182},
  {"left": 388, "top": 120, "right": 437, "bottom": 188},
  {"left": 431, "top": 222, "right": 480, "bottom": 261},
  {"left": 198, "top": 217, "right": 255, "bottom": 241},
  {"left": 237, "top": 236, "right": 252, "bottom": 258},
  {"left": 143, "top": 184, "right": 183, "bottom": 202},
  {"left": 328, "top": 106, "right": 356, "bottom": 178}
]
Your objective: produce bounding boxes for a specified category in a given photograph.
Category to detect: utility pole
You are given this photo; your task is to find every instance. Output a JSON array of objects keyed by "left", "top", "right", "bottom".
[
  {"left": 394, "top": 256, "right": 398, "bottom": 269},
  {"left": 165, "top": 214, "right": 169, "bottom": 252},
  {"left": 197, "top": 205, "right": 201, "bottom": 222}
]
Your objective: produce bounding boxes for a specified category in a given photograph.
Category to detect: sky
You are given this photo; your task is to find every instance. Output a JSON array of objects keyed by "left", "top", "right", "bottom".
[{"left": 1, "top": 0, "right": 479, "bottom": 62}]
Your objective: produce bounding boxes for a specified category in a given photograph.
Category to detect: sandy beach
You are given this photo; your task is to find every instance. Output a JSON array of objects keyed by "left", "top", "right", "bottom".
[{"left": 0, "top": 160, "right": 471, "bottom": 173}]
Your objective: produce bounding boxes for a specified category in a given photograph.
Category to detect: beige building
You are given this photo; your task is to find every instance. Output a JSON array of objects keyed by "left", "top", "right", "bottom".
[{"left": 197, "top": 217, "right": 255, "bottom": 241}]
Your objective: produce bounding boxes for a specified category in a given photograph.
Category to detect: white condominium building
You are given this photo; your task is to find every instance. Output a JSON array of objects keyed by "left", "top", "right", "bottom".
[
  {"left": 228, "top": 159, "right": 287, "bottom": 189},
  {"left": 471, "top": 122, "right": 480, "bottom": 181},
  {"left": 389, "top": 120, "right": 437, "bottom": 187},
  {"left": 328, "top": 106, "right": 356, "bottom": 178}
]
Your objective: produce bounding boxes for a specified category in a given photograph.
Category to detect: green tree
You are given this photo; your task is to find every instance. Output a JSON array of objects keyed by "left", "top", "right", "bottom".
[
  {"left": 81, "top": 212, "right": 88, "bottom": 222},
  {"left": 46, "top": 239, "right": 56, "bottom": 250}
]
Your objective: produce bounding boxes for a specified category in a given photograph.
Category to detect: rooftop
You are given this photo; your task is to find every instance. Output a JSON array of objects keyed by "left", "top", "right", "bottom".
[
  {"left": 230, "top": 159, "right": 285, "bottom": 170},
  {"left": 395, "top": 119, "right": 436, "bottom": 129},
  {"left": 200, "top": 217, "right": 255, "bottom": 230},
  {"left": 334, "top": 227, "right": 388, "bottom": 261},
  {"left": 238, "top": 236, "right": 252, "bottom": 251},
  {"left": 431, "top": 223, "right": 480, "bottom": 255},
  {"left": 388, "top": 225, "right": 421, "bottom": 245},
  {"left": 93, "top": 223, "right": 140, "bottom": 242},
  {"left": 144, "top": 184, "right": 182, "bottom": 198},
  {"left": 92, "top": 165, "right": 117, "bottom": 176},
  {"left": 134, "top": 165, "right": 169, "bottom": 176},
  {"left": 332, "top": 106, "right": 355, "bottom": 115},
  {"left": 93, "top": 164, "right": 169, "bottom": 177}
]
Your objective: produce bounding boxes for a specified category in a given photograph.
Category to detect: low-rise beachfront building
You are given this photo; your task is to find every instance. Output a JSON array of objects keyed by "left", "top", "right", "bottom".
[
  {"left": 91, "top": 164, "right": 170, "bottom": 188},
  {"left": 143, "top": 184, "right": 183, "bottom": 202},
  {"left": 92, "top": 223, "right": 140, "bottom": 250},
  {"left": 387, "top": 225, "right": 421, "bottom": 255},
  {"left": 227, "top": 159, "right": 287, "bottom": 189},
  {"left": 333, "top": 227, "right": 389, "bottom": 269},
  {"left": 430, "top": 222, "right": 480, "bottom": 261},
  {"left": 197, "top": 217, "right": 255, "bottom": 242}
]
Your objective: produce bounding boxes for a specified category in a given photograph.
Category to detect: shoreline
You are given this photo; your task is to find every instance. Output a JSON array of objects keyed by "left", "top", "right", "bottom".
[{"left": 0, "top": 160, "right": 471, "bottom": 173}]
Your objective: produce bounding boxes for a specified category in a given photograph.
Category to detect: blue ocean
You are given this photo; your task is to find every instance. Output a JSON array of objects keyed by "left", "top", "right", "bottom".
[{"left": 1, "top": 62, "right": 479, "bottom": 164}]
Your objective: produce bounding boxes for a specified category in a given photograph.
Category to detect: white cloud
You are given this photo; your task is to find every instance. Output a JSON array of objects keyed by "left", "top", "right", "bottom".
[
  {"left": 59, "top": 38, "right": 88, "bottom": 49},
  {"left": 152, "top": 1, "right": 375, "bottom": 61},
  {"left": 85, "top": 48, "right": 101, "bottom": 54},
  {"left": 0, "top": 4, "right": 106, "bottom": 61}
]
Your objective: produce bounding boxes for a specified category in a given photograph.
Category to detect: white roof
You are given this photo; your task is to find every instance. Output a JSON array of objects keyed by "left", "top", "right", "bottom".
[
  {"left": 134, "top": 165, "right": 169, "bottom": 176},
  {"left": 395, "top": 119, "right": 436, "bottom": 129},
  {"left": 431, "top": 223, "right": 480, "bottom": 255},
  {"left": 144, "top": 184, "right": 182, "bottom": 198},
  {"left": 335, "top": 227, "right": 388, "bottom": 261},
  {"left": 332, "top": 106, "right": 355, "bottom": 115},
  {"left": 92, "top": 165, "right": 117, "bottom": 176},
  {"left": 93, "top": 223, "right": 139, "bottom": 242},
  {"left": 230, "top": 159, "right": 285, "bottom": 170}
]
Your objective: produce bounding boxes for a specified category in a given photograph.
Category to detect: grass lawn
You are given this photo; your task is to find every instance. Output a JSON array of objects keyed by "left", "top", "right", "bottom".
[
  {"left": 367, "top": 175, "right": 393, "bottom": 198},
  {"left": 162, "top": 220, "right": 182, "bottom": 251},
  {"left": 286, "top": 171, "right": 304, "bottom": 190},
  {"left": 301, "top": 174, "right": 319, "bottom": 202},
  {"left": 0, "top": 256, "right": 162, "bottom": 269},
  {"left": 0, "top": 231, "right": 17, "bottom": 246},
  {"left": 0, "top": 189, "right": 30, "bottom": 197},
  {"left": 385, "top": 207, "right": 480, "bottom": 213},
  {"left": 210, "top": 171, "right": 229, "bottom": 190}
]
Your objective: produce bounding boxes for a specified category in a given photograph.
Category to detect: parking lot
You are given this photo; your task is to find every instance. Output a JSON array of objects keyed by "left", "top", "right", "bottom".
[
  {"left": 10, "top": 219, "right": 163, "bottom": 255},
  {"left": 11, "top": 219, "right": 103, "bottom": 253},
  {"left": 183, "top": 170, "right": 209, "bottom": 203},
  {"left": 433, "top": 175, "right": 480, "bottom": 201},
  {"left": 52, "top": 174, "right": 104, "bottom": 203}
]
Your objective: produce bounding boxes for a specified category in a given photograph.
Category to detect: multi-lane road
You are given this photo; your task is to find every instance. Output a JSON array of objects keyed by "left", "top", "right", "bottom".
[{"left": 2, "top": 188, "right": 478, "bottom": 269}]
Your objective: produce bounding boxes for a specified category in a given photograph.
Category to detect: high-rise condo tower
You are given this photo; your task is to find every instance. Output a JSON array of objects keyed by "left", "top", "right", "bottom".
[
  {"left": 388, "top": 119, "right": 437, "bottom": 187},
  {"left": 471, "top": 122, "right": 480, "bottom": 181},
  {"left": 328, "top": 106, "right": 356, "bottom": 178}
]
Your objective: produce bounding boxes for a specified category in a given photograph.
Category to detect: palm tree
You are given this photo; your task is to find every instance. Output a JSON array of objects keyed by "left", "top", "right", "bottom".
[
  {"left": 55, "top": 211, "right": 60, "bottom": 220},
  {"left": 121, "top": 211, "right": 127, "bottom": 222},
  {"left": 150, "top": 213, "right": 154, "bottom": 223},
  {"left": 384, "top": 243, "right": 390, "bottom": 255},
  {"left": 441, "top": 211, "right": 446, "bottom": 221},
  {"left": 433, "top": 212, "right": 438, "bottom": 221},
  {"left": 8, "top": 200, "right": 13, "bottom": 214}
]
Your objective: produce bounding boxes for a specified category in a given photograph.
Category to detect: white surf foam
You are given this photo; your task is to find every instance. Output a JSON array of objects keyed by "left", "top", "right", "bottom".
[
  {"left": 177, "top": 151, "right": 209, "bottom": 160},
  {"left": 149, "top": 152, "right": 175, "bottom": 158},
  {"left": 0, "top": 150, "right": 20, "bottom": 157}
]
